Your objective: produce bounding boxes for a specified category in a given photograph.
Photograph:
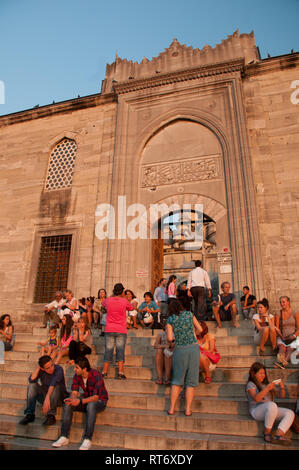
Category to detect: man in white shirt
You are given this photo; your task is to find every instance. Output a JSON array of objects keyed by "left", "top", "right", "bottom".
[
  {"left": 187, "top": 260, "right": 211, "bottom": 320},
  {"left": 41, "top": 291, "right": 66, "bottom": 328},
  {"left": 154, "top": 278, "right": 168, "bottom": 321}
]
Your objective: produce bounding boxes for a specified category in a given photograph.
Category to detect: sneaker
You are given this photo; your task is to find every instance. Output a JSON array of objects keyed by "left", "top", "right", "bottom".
[
  {"left": 19, "top": 414, "right": 35, "bottom": 425},
  {"left": 52, "top": 436, "right": 70, "bottom": 448},
  {"left": 42, "top": 415, "right": 56, "bottom": 426},
  {"left": 79, "top": 439, "right": 92, "bottom": 450}
]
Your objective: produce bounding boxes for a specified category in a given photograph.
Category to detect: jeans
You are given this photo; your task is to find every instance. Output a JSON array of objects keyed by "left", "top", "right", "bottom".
[
  {"left": 61, "top": 399, "right": 106, "bottom": 440},
  {"left": 24, "top": 382, "right": 65, "bottom": 417},
  {"left": 242, "top": 308, "right": 254, "bottom": 320},
  {"left": 104, "top": 333, "right": 127, "bottom": 363},
  {"left": 0, "top": 341, "right": 13, "bottom": 364}
]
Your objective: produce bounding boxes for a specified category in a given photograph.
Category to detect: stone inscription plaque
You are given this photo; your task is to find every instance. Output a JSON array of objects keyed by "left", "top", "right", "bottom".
[{"left": 141, "top": 155, "right": 222, "bottom": 188}]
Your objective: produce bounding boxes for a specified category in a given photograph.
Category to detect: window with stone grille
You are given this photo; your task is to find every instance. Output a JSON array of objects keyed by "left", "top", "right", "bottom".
[
  {"left": 45, "top": 138, "right": 77, "bottom": 191},
  {"left": 34, "top": 234, "right": 72, "bottom": 303}
]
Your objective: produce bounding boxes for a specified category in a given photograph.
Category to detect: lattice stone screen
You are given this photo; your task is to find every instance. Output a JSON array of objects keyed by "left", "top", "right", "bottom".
[{"left": 45, "top": 138, "right": 77, "bottom": 191}]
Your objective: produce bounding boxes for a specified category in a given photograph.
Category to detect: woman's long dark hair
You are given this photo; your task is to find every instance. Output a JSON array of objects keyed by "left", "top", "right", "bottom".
[
  {"left": 256, "top": 298, "right": 269, "bottom": 311},
  {"left": 125, "top": 289, "right": 136, "bottom": 299},
  {"left": 246, "top": 362, "right": 274, "bottom": 400},
  {"left": 168, "top": 299, "right": 184, "bottom": 317},
  {"left": 166, "top": 275, "right": 177, "bottom": 292},
  {"left": 60, "top": 314, "right": 73, "bottom": 341},
  {"left": 97, "top": 289, "right": 107, "bottom": 299},
  {"left": 0, "top": 314, "right": 13, "bottom": 331}
]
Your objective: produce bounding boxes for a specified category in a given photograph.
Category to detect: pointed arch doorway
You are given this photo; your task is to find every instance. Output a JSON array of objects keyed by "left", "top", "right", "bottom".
[{"left": 151, "top": 206, "right": 220, "bottom": 296}]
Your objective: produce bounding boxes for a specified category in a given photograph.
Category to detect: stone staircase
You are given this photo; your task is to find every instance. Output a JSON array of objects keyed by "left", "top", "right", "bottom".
[{"left": 0, "top": 319, "right": 298, "bottom": 450}]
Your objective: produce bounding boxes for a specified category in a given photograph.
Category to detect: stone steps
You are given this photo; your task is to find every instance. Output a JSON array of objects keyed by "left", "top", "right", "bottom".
[
  {"left": 0, "top": 412, "right": 298, "bottom": 451},
  {"left": 2, "top": 413, "right": 292, "bottom": 450},
  {"left": 1, "top": 321, "right": 298, "bottom": 450},
  {"left": 1, "top": 379, "right": 298, "bottom": 403}
]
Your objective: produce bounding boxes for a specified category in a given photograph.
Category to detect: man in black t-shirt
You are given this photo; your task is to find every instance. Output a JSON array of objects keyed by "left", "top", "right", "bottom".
[
  {"left": 212, "top": 282, "right": 239, "bottom": 328},
  {"left": 241, "top": 286, "right": 257, "bottom": 320}
]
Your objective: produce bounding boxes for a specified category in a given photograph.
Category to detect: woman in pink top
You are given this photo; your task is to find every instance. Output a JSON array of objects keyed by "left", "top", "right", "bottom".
[
  {"left": 101, "top": 283, "right": 133, "bottom": 379},
  {"left": 167, "top": 275, "right": 177, "bottom": 306}
]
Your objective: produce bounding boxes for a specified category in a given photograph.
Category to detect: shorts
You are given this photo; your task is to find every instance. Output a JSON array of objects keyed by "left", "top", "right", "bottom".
[
  {"left": 171, "top": 343, "right": 200, "bottom": 388},
  {"left": 103, "top": 332, "right": 127, "bottom": 363}
]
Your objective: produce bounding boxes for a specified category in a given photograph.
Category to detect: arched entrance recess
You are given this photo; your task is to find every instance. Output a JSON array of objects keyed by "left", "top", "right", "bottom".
[{"left": 149, "top": 194, "right": 227, "bottom": 293}]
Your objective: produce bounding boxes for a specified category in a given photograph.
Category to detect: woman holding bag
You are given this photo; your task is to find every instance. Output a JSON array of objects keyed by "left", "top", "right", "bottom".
[
  {"left": 196, "top": 321, "right": 220, "bottom": 384},
  {"left": 274, "top": 296, "right": 299, "bottom": 367}
]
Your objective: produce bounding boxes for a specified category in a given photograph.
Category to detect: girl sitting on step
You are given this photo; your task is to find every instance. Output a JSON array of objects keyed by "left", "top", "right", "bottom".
[
  {"left": 252, "top": 298, "right": 277, "bottom": 357},
  {"left": 196, "top": 321, "right": 220, "bottom": 384},
  {"left": 154, "top": 325, "right": 174, "bottom": 385},
  {"left": 0, "top": 314, "right": 14, "bottom": 364},
  {"left": 246, "top": 361, "right": 294, "bottom": 446},
  {"left": 52, "top": 314, "right": 74, "bottom": 365}
]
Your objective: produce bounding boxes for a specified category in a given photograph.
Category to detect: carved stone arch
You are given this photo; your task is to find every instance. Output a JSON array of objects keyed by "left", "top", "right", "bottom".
[{"left": 133, "top": 107, "right": 229, "bottom": 168}]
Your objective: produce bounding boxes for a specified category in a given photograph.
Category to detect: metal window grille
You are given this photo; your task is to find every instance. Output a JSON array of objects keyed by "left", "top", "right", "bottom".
[
  {"left": 34, "top": 235, "right": 72, "bottom": 303},
  {"left": 45, "top": 138, "right": 77, "bottom": 191}
]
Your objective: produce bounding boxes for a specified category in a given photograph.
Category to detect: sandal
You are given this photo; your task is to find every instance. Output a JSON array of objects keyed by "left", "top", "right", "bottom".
[
  {"left": 263, "top": 432, "right": 272, "bottom": 443},
  {"left": 167, "top": 410, "right": 175, "bottom": 416},
  {"left": 164, "top": 379, "right": 171, "bottom": 386},
  {"left": 184, "top": 411, "right": 192, "bottom": 416},
  {"left": 259, "top": 349, "right": 265, "bottom": 356},
  {"left": 204, "top": 376, "right": 212, "bottom": 384},
  {"left": 271, "top": 435, "right": 291, "bottom": 446},
  {"left": 273, "top": 361, "right": 285, "bottom": 370},
  {"left": 277, "top": 353, "right": 288, "bottom": 367},
  {"left": 155, "top": 378, "right": 163, "bottom": 385},
  {"left": 117, "top": 373, "right": 127, "bottom": 380}
]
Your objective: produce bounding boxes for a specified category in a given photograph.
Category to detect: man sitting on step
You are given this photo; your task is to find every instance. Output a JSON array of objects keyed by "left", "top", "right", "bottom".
[
  {"left": 41, "top": 291, "right": 66, "bottom": 328},
  {"left": 19, "top": 355, "right": 67, "bottom": 426},
  {"left": 52, "top": 356, "right": 108, "bottom": 451},
  {"left": 212, "top": 281, "right": 240, "bottom": 329}
]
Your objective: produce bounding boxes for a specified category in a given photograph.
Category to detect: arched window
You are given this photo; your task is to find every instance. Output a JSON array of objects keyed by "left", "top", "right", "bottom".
[{"left": 45, "top": 138, "right": 77, "bottom": 191}]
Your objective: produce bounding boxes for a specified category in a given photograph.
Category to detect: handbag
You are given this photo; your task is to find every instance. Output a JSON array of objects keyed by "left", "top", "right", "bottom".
[
  {"left": 199, "top": 346, "right": 221, "bottom": 364},
  {"left": 143, "top": 312, "right": 153, "bottom": 324}
]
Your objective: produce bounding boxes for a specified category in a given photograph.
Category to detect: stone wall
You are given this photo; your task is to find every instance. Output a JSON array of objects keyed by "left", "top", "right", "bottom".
[
  {"left": 243, "top": 55, "right": 299, "bottom": 310},
  {"left": 0, "top": 96, "right": 116, "bottom": 319}
]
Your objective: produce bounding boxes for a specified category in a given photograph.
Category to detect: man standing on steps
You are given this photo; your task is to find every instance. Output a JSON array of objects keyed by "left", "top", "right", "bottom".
[
  {"left": 187, "top": 260, "right": 212, "bottom": 320},
  {"left": 52, "top": 356, "right": 108, "bottom": 451},
  {"left": 154, "top": 278, "right": 168, "bottom": 323},
  {"left": 19, "top": 355, "right": 67, "bottom": 426}
]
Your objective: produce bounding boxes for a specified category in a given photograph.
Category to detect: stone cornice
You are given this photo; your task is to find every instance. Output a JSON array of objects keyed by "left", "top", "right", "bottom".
[
  {"left": 0, "top": 92, "right": 116, "bottom": 128},
  {"left": 113, "top": 58, "right": 245, "bottom": 95},
  {"left": 244, "top": 52, "right": 299, "bottom": 77}
]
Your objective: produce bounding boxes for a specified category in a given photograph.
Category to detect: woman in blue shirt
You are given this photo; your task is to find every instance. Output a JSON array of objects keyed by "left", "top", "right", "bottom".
[
  {"left": 166, "top": 299, "right": 202, "bottom": 417},
  {"left": 137, "top": 292, "right": 160, "bottom": 328}
]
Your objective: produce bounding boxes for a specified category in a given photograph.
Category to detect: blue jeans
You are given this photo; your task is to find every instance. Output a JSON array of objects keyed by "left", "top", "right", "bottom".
[
  {"left": 104, "top": 332, "right": 127, "bottom": 363},
  {"left": 24, "top": 382, "right": 65, "bottom": 416},
  {"left": 61, "top": 400, "right": 106, "bottom": 440}
]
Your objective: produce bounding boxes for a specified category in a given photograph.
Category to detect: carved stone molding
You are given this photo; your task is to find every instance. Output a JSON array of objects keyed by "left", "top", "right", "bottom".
[
  {"left": 141, "top": 155, "right": 222, "bottom": 188},
  {"left": 112, "top": 58, "right": 245, "bottom": 95}
]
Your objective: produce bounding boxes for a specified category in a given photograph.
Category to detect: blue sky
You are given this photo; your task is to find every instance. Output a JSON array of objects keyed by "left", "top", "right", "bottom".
[{"left": 0, "top": 0, "right": 298, "bottom": 116}]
